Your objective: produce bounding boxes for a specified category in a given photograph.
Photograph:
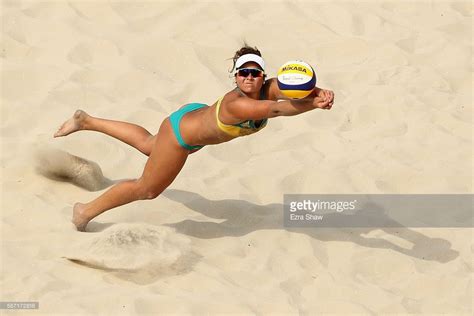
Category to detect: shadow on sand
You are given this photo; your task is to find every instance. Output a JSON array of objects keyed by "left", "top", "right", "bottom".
[
  {"left": 161, "top": 189, "right": 459, "bottom": 263},
  {"left": 37, "top": 151, "right": 459, "bottom": 264}
]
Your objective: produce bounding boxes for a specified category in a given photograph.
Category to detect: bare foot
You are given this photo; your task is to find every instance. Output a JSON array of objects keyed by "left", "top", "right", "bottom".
[
  {"left": 72, "top": 202, "right": 90, "bottom": 232},
  {"left": 54, "top": 110, "right": 89, "bottom": 138}
]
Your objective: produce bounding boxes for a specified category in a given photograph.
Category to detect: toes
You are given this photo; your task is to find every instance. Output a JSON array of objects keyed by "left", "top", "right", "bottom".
[{"left": 53, "top": 127, "right": 64, "bottom": 138}]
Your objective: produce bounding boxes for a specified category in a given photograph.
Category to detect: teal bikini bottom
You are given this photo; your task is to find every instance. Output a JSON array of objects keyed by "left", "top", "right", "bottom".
[{"left": 169, "top": 103, "right": 207, "bottom": 151}]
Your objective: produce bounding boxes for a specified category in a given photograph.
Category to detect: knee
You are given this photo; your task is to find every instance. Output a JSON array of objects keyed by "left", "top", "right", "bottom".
[
  {"left": 137, "top": 187, "right": 161, "bottom": 200},
  {"left": 135, "top": 180, "right": 162, "bottom": 200}
]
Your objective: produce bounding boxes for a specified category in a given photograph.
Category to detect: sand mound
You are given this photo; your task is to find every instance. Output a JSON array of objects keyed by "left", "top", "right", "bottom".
[
  {"left": 34, "top": 146, "right": 112, "bottom": 191},
  {"left": 63, "top": 224, "right": 192, "bottom": 273}
]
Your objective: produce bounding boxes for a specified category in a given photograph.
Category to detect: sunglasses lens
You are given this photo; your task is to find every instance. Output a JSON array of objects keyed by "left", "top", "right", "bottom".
[
  {"left": 251, "top": 69, "right": 263, "bottom": 77},
  {"left": 237, "top": 69, "right": 262, "bottom": 77}
]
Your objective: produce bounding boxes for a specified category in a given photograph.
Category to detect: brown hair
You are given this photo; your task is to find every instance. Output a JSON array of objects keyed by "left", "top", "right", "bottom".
[{"left": 229, "top": 42, "right": 262, "bottom": 73}]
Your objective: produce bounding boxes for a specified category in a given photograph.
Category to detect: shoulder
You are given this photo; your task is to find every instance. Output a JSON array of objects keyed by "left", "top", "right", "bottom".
[
  {"left": 222, "top": 90, "right": 274, "bottom": 121},
  {"left": 263, "top": 78, "right": 285, "bottom": 101},
  {"left": 221, "top": 90, "right": 250, "bottom": 113},
  {"left": 221, "top": 89, "right": 242, "bottom": 110}
]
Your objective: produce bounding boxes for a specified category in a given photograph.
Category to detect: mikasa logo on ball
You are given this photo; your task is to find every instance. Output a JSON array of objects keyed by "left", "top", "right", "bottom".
[
  {"left": 277, "top": 60, "right": 317, "bottom": 99},
  {"left": 281, "top": 65, "right": 308, "bottom": 73}
]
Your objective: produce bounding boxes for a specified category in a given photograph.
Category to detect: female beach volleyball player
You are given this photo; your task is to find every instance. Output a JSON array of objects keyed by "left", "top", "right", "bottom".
[{"left": 54, "top": 45, "right": 335, "bottom": 231}]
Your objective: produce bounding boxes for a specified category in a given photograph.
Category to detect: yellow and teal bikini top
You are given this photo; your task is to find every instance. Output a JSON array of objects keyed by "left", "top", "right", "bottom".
[{"left": 216, "top": 89, "right": 268, "bottom": 137}]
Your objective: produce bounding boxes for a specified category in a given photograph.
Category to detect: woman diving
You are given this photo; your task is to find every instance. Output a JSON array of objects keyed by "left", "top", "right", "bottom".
[{"left": 54, "top": 44, "right": 335, "bottom": 231}]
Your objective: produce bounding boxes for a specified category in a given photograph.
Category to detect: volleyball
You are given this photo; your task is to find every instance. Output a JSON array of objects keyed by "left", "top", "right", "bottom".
[{"left": 277, "top": 60, "right": 316, "bottom": 99}]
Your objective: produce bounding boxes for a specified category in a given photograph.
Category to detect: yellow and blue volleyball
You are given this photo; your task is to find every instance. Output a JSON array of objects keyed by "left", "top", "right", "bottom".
[{"left": 277, "top": 60, "right": 316, "bottom": 99}]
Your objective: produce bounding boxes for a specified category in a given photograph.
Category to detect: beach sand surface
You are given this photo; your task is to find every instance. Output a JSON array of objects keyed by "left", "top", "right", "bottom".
[{"left": 1, "top": 1, "right": 472, "bottom": 314}]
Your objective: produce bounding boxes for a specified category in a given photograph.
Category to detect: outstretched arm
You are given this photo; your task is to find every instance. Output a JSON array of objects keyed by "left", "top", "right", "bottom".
[
  {"left": 270, "top": 87, "right": 334, "bottom": 117},
  {"left": 265, "top": 77, "right": 334, "bottom": 110},
  {"left": 228, "top": 82, "right": 334, "bottom": 120}
]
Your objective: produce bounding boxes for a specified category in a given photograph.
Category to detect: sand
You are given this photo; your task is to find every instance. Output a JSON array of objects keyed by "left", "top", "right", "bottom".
[{"left": 1, "top": 1, "right": 472, "bottom": 315}]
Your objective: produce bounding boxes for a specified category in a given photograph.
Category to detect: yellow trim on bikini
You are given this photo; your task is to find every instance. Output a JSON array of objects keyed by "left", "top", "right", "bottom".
[
  {"left": 215, "top": 97, "right": 244, "bottom": 137},
  {"left": 215, "top": 96, "right": 268, "bottom": 137}
]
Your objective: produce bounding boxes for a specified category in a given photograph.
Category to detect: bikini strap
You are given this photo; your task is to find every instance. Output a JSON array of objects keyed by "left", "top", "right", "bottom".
[{"left": 215, "top": 96, "right": 224, "bottom": 123}]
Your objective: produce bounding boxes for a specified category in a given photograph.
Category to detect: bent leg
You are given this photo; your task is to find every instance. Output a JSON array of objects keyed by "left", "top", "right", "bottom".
[
  {"left": 72, "top": 119, "right": 188, "bottom": 231},
  {"left": 54, "top": 110, "right": 157, "bottom": 156}
]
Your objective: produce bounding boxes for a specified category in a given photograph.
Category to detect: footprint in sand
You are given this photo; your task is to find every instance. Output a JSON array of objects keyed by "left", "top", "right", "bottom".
[{"left": 67, "top": 39, "right": 122, "bottom": 67}]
